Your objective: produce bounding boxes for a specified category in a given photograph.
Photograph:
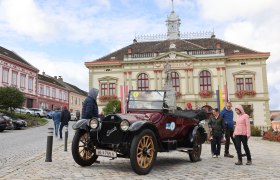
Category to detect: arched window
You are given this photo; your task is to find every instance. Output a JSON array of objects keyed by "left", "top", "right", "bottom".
[
  {"left": 199, "top": 70, "right": 212, "bottom": 91},
  {"left": 137, "top": 73, "right": 149, "bottom": 91},
  {"left": 171, "top": 72, "right": 180, "bottom": 92}
]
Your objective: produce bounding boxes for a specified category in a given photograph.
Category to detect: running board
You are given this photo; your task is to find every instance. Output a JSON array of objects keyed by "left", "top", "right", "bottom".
[{"left": 177, "top": 147, "right": 193, "bottom": 153}]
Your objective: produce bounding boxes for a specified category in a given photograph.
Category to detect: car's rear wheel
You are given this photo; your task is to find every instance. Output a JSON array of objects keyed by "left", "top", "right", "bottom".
[
  {"left": 72, "top": 130, "right": 98, "bottom": 166},
  {"left": 189, "top": 132, "right": 202, "bottom": 162},
  {"left": 130, "top": 129, "right": 157, "bottom": 175}
]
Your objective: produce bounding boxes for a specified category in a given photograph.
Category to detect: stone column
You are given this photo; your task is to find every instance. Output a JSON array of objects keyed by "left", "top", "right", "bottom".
[
  {"left": 154, "top": 70, "right": 158, "bottom": 89},
  {"left": 128, "top": 71, "right": 132, "bottom": 90},
  {"left": 221, "top": 67, "right": 226, "bottom": 86},
  {"left": 159, "top": 70, "right": 163, "bottom": 90},
  {"left": 185, "top": 69, "right": 189, "bottom": 94},
  {"left": 216, "top": 67, "right": 221, "bottom": 89},
  {"left": 189, "top": 69, "right": 194, "bottom": 93}
]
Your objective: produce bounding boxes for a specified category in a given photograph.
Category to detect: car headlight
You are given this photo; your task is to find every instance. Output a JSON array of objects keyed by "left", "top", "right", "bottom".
[
  {"left": 120, "top": 119, "right": 130, "bottom": 131},
  {"left": 89, "top": 118, "right": 99, "bottom": 129}
]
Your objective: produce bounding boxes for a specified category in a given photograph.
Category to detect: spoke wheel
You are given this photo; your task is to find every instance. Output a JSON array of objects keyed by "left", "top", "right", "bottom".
[
  {"left": 130, "top": 129, "right": 157, "bottom": 175},
  {"left": 72, "top": 130, "right": 98, "bottom": 166},
  {"left": 189, "top": 133, "right": 202, "bottom": 162}
]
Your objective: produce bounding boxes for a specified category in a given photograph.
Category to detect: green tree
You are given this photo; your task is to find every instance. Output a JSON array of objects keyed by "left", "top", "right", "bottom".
[
  {"left": 0, "top": 86, "right": 25, "bottom": 112},
  {"left": 102, "top": 99, "right": 121, "bottom": 115}
]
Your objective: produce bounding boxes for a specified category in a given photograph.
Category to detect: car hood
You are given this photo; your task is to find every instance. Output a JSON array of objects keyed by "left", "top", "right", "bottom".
[{"left": 116, "top": 113, "right": 150, "bottom": 123}]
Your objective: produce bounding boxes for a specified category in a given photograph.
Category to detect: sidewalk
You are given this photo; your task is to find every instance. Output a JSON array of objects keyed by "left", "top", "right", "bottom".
[{"left": 1, "top": 137, "right": 280, "bottom": 180}]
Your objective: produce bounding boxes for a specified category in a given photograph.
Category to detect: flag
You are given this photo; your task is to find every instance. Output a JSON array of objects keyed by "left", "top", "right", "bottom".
[
  {"left": 219, "top": 87, "right": 223, "bottom": 110},
  {"left": 216, "top": 89, "right": 220, "bottom": 111}
]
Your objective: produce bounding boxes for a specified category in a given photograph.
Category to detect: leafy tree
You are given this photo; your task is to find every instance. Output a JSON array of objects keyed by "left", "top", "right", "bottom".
[
  {"left": 102, "top": 99, "right": 121, "bottom": 115},
  {"left": 0, "top": 86, "right": 25, "bottom": 112}
]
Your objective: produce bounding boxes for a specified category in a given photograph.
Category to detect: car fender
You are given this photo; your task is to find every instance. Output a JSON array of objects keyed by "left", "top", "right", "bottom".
[
  {"left": 72, "top": 119, "right": 89, "bottom": 130},
  {"left": 189, "top": 125, "right": 207, "bottom": 144}
]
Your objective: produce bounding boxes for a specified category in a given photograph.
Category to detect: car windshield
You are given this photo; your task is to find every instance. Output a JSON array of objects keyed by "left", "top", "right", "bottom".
[{"left": 128, "top": 90, "right": 165, "bottom": 110}]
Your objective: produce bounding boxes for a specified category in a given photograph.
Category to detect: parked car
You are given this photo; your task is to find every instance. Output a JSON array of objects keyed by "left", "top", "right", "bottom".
[
  {"left": 70, "top": 113, "right": 77, "bottom": 121},
  {"left": 0, "top": 115, "right": 7, "bottom": 132},
  {"left": 0, "top": 113, "right": 27, "bottom": 130},
  {"left": 46, "top": 110, "right": 54, "bottom": 119},
  {"left": 28, "top": 108, "right": 47, "bottom": 117},
  {"left": 71, "top": 90, "right": 208, "bottom": 175},
  {"left": 14, "top": 107, "right": 33, "bottom": 115}
]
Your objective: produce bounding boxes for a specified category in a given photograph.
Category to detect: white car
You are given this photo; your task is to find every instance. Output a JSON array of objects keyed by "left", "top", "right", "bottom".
[
  {"left": 14, "top": 107, "right": 33, "bottom": 115},
  {"left": 29, "top": 108, "right": 47, "bottom": 117}
]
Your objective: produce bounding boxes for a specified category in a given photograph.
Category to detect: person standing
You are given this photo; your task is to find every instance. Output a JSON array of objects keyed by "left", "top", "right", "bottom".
[
  {"left": 82, "top": 88, "right": 99, "bottom": 119},
  {"left": 76, "top": 110, "right": 80, "bottom": 120},
  {"left": 220, "top": 102, "right": 237, "bottom": 158},
  {"left": 233, "top": 105, "right": 252, "bottom": 165},
  {"left": 208, "top": 108, "right": 225, "bottom": 158},
  {"left": 52, "top": 107, "right": 61, "bottom": 138},
  {"left": 59, "top": 106, "right": 71, "bottom": 139}
]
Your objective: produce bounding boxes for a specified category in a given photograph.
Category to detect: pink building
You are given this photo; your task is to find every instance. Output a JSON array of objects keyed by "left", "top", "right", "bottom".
[
  {"left": 38, "top": 73, "right": 69, "bottom": 110},
  {"left": 0, "top": 46, "right": 39, "bottom": 108}
]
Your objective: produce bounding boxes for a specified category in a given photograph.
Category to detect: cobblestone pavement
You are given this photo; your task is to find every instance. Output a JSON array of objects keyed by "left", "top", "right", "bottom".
[{"left": 0, "top": 135, "right": 279, "bottom": 179}]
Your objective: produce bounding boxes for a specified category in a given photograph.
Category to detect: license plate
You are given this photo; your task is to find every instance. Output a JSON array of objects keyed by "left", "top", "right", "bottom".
[{"left": 96, "top": 149, "right": 117, "bottom": 158}]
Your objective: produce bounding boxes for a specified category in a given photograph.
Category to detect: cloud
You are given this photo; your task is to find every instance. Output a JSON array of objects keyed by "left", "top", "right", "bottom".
[{"left": 13, "top": 48, "right": 88, "bottom": 91}]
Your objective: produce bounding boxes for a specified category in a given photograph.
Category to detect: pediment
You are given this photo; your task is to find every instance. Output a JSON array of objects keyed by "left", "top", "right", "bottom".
[
  {"left": 233, "top": 70, "right": 256, "bottom": 75},
  {"left": 152, "top": 51, "right": 196, "bottom": 61}
]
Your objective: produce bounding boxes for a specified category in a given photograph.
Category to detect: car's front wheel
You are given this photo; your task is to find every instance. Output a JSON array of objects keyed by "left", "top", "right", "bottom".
[
  {"left": 130, "top": 129, "right": 157, "bottom": 175},
  {"left": 72, "top": 130, "right": 98, "bottom": 166},
  {"left": 189, "top": 132, "right": 202, "bottom": 162}
]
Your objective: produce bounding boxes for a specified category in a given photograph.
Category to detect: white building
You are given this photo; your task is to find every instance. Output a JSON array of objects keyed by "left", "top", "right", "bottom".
[{"left": 85, "top": 4, "right": 270, "bottom": 126}]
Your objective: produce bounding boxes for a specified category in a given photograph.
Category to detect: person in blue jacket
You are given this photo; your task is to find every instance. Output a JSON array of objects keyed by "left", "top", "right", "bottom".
[
  {"left": 220, "top": 102, "right": 237, "bottom": 158},
  {"left": 52, "top": 107, "right": 61, "bottom": 138},
  {"left": 82, "top": 88, "right": 99, "bottom": 119}
]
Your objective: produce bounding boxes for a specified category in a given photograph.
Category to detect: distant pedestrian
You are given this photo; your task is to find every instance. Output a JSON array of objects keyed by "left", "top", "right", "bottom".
[
  {"left": 76, "top": 110, "right": 80, "bottom": 120},
  {"left": 233, "top": 105, "right": 252, "bottom": 165},
  {"left": 208, "top": 108, "right": 225, "bottom": 158},
  {"left": 220, "top": 102, "right": 237, "bottom": 158},
  {"left": 82, "top": 88, "right": 99, "bottom": 119},
  {"left": 52, "top": 107, "right": 61, "bottom": 138},
  {"left": 59, "top": 106, "right": 71, "bottom": 139}
]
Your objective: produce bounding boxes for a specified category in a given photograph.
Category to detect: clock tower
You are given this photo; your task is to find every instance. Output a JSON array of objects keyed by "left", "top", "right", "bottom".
[{"left": 166, "top": 0, "right": 181, "bottom": 40}]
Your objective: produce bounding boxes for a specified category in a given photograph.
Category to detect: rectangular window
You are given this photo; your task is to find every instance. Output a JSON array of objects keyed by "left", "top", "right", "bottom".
[
  {"left": 12, "top": 71, "right": 18, "bottom": 86},
  {"left": 245, "top": 78, "right": 253, "bottom": 91},
  {"left": 40, "top": 85, "right": 44, "bottom": 95},
  {"left": 109, "top": 83, "right": 116, "bottom": 95},
  {"left": 20, "top": 74, "right": 26, "bottom": 88},
  {"left": 46, "top": 87, "right": 50, "bottom": 97},
  {"left": 101, "top": 83, "right": 108, "bottom": 96},
  {"left": 2, "top": 67, "right": 9, "bottom": 83},
  {"left": 59, "top": 90, "right": 62, "bottom": 100},
  {"left": 28, "top": 77, "right": 33, "bottom": 91},
  {"left": 52, "top": 88, "right": 56, "bottom": 98},
  {"left": 236, "top": 78, "right": 244, "bottom": 91},
  {"left": 75, "top": 97, "right": 78, "bottom": 105}
]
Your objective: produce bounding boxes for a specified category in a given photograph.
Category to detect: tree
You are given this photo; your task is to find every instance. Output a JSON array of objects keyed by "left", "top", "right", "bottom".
[
  {"left": 0, "top": 87, "right": 25, "bottom": 112},
  {"left": 102, "top": 99, "right": 121, "bottom": 115}
]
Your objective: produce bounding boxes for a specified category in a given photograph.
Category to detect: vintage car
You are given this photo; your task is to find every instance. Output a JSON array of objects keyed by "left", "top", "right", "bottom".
[{"left": 71, "top": 90, "right": 208, "bottom": 175}]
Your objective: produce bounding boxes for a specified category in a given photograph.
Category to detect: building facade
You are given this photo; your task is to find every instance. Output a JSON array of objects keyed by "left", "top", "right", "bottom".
[
  {"left": 37, "top": 73, "right": 69, "bottom": 110},
  {"left": 0, "top": 46, "right": 39, "bottom": 108},
  {"left": 85, "top": 5, "right": 270, "bottom": 126},
  {"left": 66, "top": 83, "right": 87, "bottom": 114}
]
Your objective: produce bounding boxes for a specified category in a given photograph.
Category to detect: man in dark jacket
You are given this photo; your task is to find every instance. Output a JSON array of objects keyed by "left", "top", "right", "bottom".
[
  {"left": 59, "top": 106, "right": 71, "bottom": 139},
  {"left": 220, "top": 102, "right": 237, "bottom": 158},
  {"left": 82, "top": 88, "right": 99, "bottom": 119}
]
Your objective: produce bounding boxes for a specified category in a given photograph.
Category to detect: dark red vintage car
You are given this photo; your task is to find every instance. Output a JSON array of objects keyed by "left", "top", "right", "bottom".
[{"left": 72, "top": 90, "right": 208, "bottom": 175}]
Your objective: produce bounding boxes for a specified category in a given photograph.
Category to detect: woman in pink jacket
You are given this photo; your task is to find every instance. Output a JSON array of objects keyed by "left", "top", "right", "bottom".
[{"left": 233, "top": 105, "right": 252, "bottom": 165}]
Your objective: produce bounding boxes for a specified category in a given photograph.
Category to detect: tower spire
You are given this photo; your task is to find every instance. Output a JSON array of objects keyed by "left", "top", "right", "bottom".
[{"left": 171, "top": 0, "right": 174, "bottom": 12}]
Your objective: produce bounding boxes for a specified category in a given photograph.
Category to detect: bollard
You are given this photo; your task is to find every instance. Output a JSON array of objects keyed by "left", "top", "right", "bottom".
[
  {"left": 64, "top": 125, "right": 68, "bottom": 152},
  {"left": 45, "top": 127, "right": 54, "bottom": 162}
]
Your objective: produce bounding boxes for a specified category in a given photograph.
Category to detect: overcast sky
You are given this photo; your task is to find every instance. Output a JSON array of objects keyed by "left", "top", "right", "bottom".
[{"left": 0, "top": 0, "right": 279, "bottom": 110}]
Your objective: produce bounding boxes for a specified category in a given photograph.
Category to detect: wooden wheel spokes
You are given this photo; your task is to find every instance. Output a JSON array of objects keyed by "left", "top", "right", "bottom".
[
  {"left": 136, "top": 135, "right": 155, "bottom": 168},
  {"left": 78, "top": 133, "right": 94, "bottom": 160}
]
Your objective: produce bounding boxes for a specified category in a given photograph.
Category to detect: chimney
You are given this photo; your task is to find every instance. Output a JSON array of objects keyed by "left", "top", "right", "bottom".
[
  {"left": 54, "top": 76, "right": 57, "bottom": 79},
  {"left": 42, "top": 71, "right": 45, "bottom": 76},
  {"left": 58, "top": 76, "right": 63, "bottom": 81}
]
